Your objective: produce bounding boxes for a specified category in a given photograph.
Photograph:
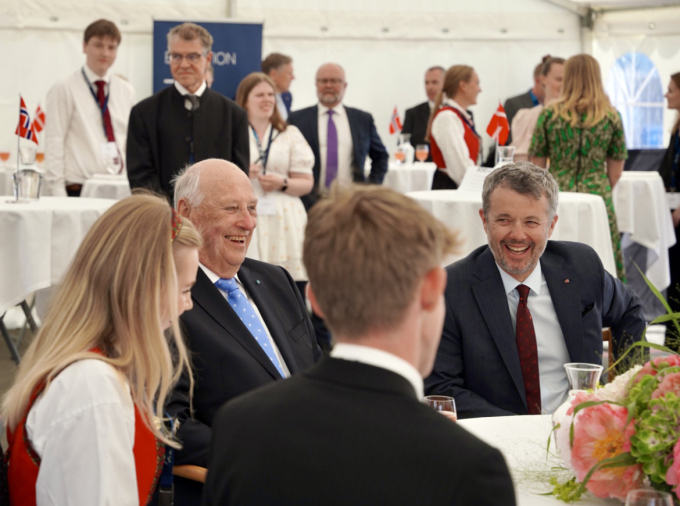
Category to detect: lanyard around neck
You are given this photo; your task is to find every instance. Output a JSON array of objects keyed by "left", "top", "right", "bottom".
[
  {"left": 81, "top": 68, "right": 110, "bottom": 139},
  {"left": 251, "top": 125, "right": 276, "bottom": 175}
]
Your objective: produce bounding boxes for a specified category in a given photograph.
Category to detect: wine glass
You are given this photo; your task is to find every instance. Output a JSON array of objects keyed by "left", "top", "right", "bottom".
[
  {"left": 394, "top": 148, "right": 406, "bottom": 165},
  {"left": 415, "top": 144, "right": 429, "bottom": 163},
  {"left": 424, "top": 395, "right": 457, "bottom": 421},
  {"left": 564, "top": 363, "right": 603, "bottom": 394},
  {"left": 625, "top": 489, "right": 673, "bottom": 505},
  {"left": 35, "top": 152, "right": 45, "bottom": 166},
  {"left": 0, "top": 150, "right": 10, "bottom": 167}
]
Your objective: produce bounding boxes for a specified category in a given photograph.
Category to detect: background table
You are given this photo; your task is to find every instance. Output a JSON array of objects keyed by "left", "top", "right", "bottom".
[
  {"left": 458, "top": 415, "right": 610, "bottom": 505},
  {"left": 81, "top": 174, "right": 132, "bottom": 200},
  {"left": 382, "top": 162, "right": 436, "bottom": 193},
  {"left": 407, "top": 190, "right": 617, "bottom": 276},
  {"left": 0, "top": 197, "right": 116, "bottom": 315}
]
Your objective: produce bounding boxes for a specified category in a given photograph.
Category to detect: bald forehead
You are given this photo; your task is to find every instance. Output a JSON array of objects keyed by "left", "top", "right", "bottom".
[
  {"left": 195, "top": 161, "right": 252, "bottom": 198},
  {"left": 316, "top": 63, "right": 345, "bottom": 80}
]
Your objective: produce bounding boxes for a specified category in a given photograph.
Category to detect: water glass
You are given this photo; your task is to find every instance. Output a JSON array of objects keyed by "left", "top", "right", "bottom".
[
  {"left": 564, "top": 363, "right": 603, "bottom": 392},
  {"left": 424, "top": 395, "right": 457, "bottom": 421},
  {"left": 496, "top": 146, "right": 515, "bottom": 166},
  {"left": 625, "top": 489, "right": 673, "bottom": 505}
]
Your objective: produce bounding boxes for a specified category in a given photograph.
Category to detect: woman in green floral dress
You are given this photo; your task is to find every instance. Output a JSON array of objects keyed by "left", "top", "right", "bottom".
[{"left": 529, "top": 54, "right": 628, "bottom": 281}]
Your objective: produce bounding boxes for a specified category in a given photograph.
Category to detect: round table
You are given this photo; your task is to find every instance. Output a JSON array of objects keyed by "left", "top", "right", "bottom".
[
  {"left": 406, "top": 190, "right": 617, "bottom": 276},
  {"left": 0, "top": 196, "right": 116, "bottom": 315},
  {"left": 458, "top": 415, "right": 610, "bottom": 505},
  {"left": 80, "top": 174, "right": 132, "bottom": 200},
  {"left": 382, "top": 162, "right": 437, "bottom": 193}
]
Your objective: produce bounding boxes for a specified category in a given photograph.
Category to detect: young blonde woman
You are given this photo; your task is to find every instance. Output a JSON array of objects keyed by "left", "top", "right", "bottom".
[
  {"left": 529, "top": 54, "right": 628, "bottom": 281},
  {"left": 426, "top": 65, "right": 482, "bottom": 189},
  {"left": 3, "top": 194, "right": 201, "bottom": 505}
]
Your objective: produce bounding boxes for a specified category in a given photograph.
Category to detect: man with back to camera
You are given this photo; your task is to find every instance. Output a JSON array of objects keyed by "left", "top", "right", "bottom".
[
  {"left": 503, "top": 59, "right": 546, "bottom": 144},
  {"left": 401, "top": 65, "right": 444, "bottom": 162},
  {"left": 261, "top": 52, "right": 295, "bottom": 120},
  {"left": 126, "top": 22, "right": 249, "bottom": 200},
  {"left": 44, "top": 19, "right": 135, "bottom": 197},
  {"left": 201, "top": 184, "right": 517, "bottom": 506},
  {"left": 425, "top": 162, "right": 646, "bottom": 419}
]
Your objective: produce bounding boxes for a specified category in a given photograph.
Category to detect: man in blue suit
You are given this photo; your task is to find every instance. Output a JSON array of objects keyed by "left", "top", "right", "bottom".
[
  {"left": 425, "top": 162, "right": 646, "bottom": 419},
  {"left": 288, "top": 62, "right": 389, "bottom": 211}
]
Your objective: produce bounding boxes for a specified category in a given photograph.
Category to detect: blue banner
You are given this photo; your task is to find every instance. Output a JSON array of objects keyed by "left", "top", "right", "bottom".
[{"left": 153, "top": 19, "right": 263, "bottom": 100}]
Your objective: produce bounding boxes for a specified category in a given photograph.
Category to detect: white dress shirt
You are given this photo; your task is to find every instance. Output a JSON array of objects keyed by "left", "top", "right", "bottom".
[
  {"left": 26, "top": 359, "right": 138, "bottom": 505},
  {"left": 430, "top": 98, "right": 478, "bottom": 185},
  {"left": 496, "top": 262, "right": 571, "bottom": 413},
  {"left": 200, "top": 263, "right": 291, "bottom": 377},
  {"left": 331, "top": 343, "right": 424, "bottom": 399},
  {"left": 317, "top": 103, "right": 354, "bottom": 191},
  {"left": 276, "top": 93, "right": 288, "bottom": 121},
  {"left": 174, "top": 80, "right": 207, "bottom": 110},
  {"left": 44, "top": 65, "right": 135, "bottom": 195}
]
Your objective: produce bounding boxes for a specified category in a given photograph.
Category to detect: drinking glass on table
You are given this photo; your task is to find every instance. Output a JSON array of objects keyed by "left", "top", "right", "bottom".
[
  {"left": 35, "top": 152, "right": 45, "bottom": 166},
  {"left": 394, "top": 146, "right": 406, "bottom": 164},
  {"left": 424, "top": 395, "right": 457, "bottom": 421},
  {"left": 0, "top": 149, "right": 10, "bottom": 166},
  {"left": 564, "top": 363, "right": 603, "bottom": 393},
  {"left": 495, "top": 146, "right": 515, "bottom": 167},
  {"left": 625, "top": 489, "right": 673, "bottom": 506},
  {"left": 415, "top": 144, "right": 429, "bottom": 162}
]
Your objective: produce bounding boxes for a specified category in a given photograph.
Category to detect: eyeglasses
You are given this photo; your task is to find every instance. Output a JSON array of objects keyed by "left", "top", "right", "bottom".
[
  {"left": 169, "top": 52, "right": 206, "bottom": 64},
  {"left": 316, "top": 78, "right": 344, "bottom": 85}
]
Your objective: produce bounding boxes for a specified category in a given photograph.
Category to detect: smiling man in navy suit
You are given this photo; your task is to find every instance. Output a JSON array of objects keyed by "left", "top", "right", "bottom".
[
  {"left": 287, "top": 62, "right": 388, "bottom": 210},
  {"left": 167, "top": 159, "right": 320, "bottom": 504},
  {"left": 425, "top": 162, "right": 645, "bottom": 419}
]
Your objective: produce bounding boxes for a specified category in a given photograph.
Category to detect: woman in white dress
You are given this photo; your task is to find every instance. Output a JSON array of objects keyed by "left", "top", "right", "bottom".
[
  {"left": 235, "top": 73, "right": 314, "bottom": 290},
  {"left": 3, "top": 194, "right": 202, "bottom": 505}
]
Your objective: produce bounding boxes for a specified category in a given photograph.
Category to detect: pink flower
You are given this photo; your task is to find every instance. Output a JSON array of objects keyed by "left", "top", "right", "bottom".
[
  {"left": 651, "top": 372, "right": 680, "bottom": 399},
  {"left": 566, "top": 390, "right": 599, "bottom": 416},
  {"left": 667, "top": 440, "right": 680, "bottom": 501},
  {"left": 570, "top": 403, "right": 643, "bottom": 500},
  {"left": 635, "top": 356, "right": 680, "bottom": 383}
]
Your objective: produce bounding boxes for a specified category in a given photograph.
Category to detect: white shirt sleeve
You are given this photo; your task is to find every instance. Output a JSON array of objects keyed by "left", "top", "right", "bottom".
[
  {"left": 26, "top": 359, "right": 139, "bottom": 506},
  {"left": 43, "top": 80, "right": 73, "bottom": 197},
  {"left": 431, "top": 109, "right": 475, "bottom": 185}
]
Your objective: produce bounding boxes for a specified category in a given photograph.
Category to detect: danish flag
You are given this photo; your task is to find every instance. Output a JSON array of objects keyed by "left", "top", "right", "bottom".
[
  {"left": 389, "top": 106, "right": 403, "bottom": 135},
  {"left": 15, "top": 96, "right": 39, "bottom": 145},
  {"left": 32, "top": 104, "right": 46, "bottom": 134},
  {"left": 485, "top": 101, "right": 510, "bottom": 146}
]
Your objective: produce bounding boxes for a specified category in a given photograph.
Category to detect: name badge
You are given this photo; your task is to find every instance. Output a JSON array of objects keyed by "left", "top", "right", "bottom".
[{"left": 257, "top": 195, "right": 277, "bottom": 216}]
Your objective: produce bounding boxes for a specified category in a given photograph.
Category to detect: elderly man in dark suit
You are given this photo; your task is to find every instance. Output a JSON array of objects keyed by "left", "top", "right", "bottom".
[
  {"left": 203, "top": 185, "right": 516, "bottom": 506},
  {"left": 168, "top": 159, "right": 321, "bottom": 504},
  {"left": 287, "top": 62, "right": 389, "bottom": 211},
  {"left": 401, "top": 66, "right": 444, "bottom": 162},
  {"left": 425, "top": 162, "right": 646, "bottom": 419},
  {"left": 126, "top": 23, "right": 249, "bottom": 199}
]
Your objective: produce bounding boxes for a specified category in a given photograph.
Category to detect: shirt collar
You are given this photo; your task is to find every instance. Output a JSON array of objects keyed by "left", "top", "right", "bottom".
[
  {"left": 200, "top": 263, "right": 243, "bottom": 287},
  {"left": 174, "top": 80, "right": 207, "bottom": 97},
  {"left": 442, "top": 98, "right": 471, "bottom": 121},
  {"left": 495, "top": 259, "right": 544, "bottom": 297},
  {"left": 428, "top": 100, "right": 435, "bottom": 110},
  {"left": 330, "top": 343, "right": 424, "bottom": 399},
  {"left": 83, "top": 64, "right": 110, "bottom": 84},
  {"left": 318, "top": 103, "right": 345, "bottom": 117}
]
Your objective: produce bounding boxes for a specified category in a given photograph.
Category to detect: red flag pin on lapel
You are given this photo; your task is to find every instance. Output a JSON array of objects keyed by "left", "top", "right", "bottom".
[{"left": 564, "top": 279, "right": 570, "bottom": 284}]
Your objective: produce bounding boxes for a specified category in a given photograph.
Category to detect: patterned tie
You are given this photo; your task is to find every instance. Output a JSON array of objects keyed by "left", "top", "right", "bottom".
[
  {"left": 325, "top": 110, "right": 338, "bottom": 188},
  {"left": 214, "top": 278, "right": 285, "bottom": 378},
  {"left": 516, "top": 284, "right": 541, "bottom": 414},
  {"left": 94, "top": 80, "right": 115, "bottom": 143},
  {"left": 186, "top": 94, "right": 200, "bottom": 111}
]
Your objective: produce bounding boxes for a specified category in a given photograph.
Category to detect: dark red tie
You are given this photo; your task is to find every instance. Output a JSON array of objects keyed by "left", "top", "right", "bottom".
[
  {"left": 95, "top": 80, "right": 115, "bottom": 143},
  {"left": 516, "top": 284, "right": 541, "bottom": 414}
]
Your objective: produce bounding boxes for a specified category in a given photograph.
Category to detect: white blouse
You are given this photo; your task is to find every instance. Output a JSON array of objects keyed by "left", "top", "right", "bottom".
[{"left": 26, "top": 359, "right": 138, "bottom": 505}]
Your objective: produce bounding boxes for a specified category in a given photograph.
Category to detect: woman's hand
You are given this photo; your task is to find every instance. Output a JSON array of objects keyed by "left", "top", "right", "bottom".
[
  {"left": 258, "top": 173, "right": 286, "bottom": 193},
  {"left": 249, "top": 163, "right": 262, "bottom": 180}
]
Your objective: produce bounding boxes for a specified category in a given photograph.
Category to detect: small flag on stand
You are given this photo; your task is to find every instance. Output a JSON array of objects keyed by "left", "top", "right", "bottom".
[
  {"left": 15, "top": 96, "right": 39, "bottom": 145},
  {"left": 485, "top": 102, "right": 509, "bottom": 146},
  {"left": 31, "top": 104, "right": 46, "bottom": 134},
  {"left": 389, "top": 106, "right": 403, "bottom": 135}
]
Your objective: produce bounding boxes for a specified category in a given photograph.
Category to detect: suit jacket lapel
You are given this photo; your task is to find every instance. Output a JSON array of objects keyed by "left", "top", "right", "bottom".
[
  {"left": 238, "top": 264, "right": 301, "bottom": 374},
  {"left": 191, "top": 268, "right": 282, "bottom": 379},
  {"left": 306, "top": 106, "right": 321, "bottom": 188},
  {"left": 470, "top": 249, "right": 527, "bottom": 407},
  {"left": 344, "top": 107, "right": 364, "bottom": 181},
  {"left": 541, "top": 246, "right": 584, "bottom": 362}
]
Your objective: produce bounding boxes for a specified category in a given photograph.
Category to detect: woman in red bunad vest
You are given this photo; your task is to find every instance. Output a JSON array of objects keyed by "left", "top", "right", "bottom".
[
  {"left": 426, "top": 65, "right": 483, "bottom": 189},
  {"left": 2, "top": 194, "right": 202, "bottom": 505}
]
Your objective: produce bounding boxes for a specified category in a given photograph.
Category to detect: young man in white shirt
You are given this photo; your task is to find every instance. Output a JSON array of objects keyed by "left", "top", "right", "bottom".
[{"left": 44, "top": 19, "right": 135, "bottom": 197}]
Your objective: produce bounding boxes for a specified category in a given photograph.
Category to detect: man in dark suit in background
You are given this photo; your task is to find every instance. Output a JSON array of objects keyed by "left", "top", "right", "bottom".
[
  {"left": 426, "top": 162, "right": 646, "bottom": 419},
  {"left": 401, "top": 65, "right": 444, "bottom": 162},
  {"left": 203, "top": 185, "right": 516, "bottom": 506},
  {"left": 126, "top": 23, "right": 249, "bottom": 199},
  {"left": 503, "top": 60, "right": 545, "bottom": 145},
  {"left": 168, "top": 159, "right": 321, "bottom": 504},
  {"left": 287, "top": 62, "right": 389, "bottom": 211}
]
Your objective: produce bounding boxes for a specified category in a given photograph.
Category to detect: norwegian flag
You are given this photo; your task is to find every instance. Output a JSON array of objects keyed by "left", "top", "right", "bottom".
[
  {"left": 485, "top": 101, "right": 510, "bottom": 146},
  {"left": 15, "top": 96, "right": 39, "bottom": 145},
  {"left": 388, "top": 106, "right": 403, "bottom": 135},
  {"left": 32, "top": 104, "right": 46, "bottom": 134}
]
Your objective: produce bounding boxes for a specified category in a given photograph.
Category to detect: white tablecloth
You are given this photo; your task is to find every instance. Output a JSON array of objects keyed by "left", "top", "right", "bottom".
[
  {"left": 81, "top": 174, "right": 132, "bottom": 200},
  {"left": 0, "top": 197, "right": 116, "bottom": 315},
  {"left": 406, "top": 190, "right": 617, "bottom": 276},
  {"left": 458, "top": 415, "right": 610, "bottom": 505},
  {"left": 613, "top": 171, "right": 676, "bottom": 290},
  {"left": 382, "top": 162, "right": 437, "bottom": 193}
]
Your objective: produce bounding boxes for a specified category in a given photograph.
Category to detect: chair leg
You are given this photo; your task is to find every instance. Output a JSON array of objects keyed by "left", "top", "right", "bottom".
[{"left": 0, "top": 315, "right": 21, "bottom": 365}]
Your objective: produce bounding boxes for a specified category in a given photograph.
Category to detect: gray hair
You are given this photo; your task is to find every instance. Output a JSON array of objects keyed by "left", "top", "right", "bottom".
[
  {"left": 167, "top": 22, "right": 213, "bottom": 53},
  {"left": 482, "top": 162, "right": 559, "bottom": 219},
  {"left": 172, "top": 165, "right": 204, "bottom": 210}
]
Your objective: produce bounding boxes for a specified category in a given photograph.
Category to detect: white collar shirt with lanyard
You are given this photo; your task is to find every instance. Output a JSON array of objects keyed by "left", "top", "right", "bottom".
[{"left": 81, "top": 65, "right": 113, "bottom": 140}]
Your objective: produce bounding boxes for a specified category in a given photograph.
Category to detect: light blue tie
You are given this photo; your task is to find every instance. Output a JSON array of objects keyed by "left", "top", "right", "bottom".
[{"left": 215, "top": 278, "right": 285, "bottom": 378}]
